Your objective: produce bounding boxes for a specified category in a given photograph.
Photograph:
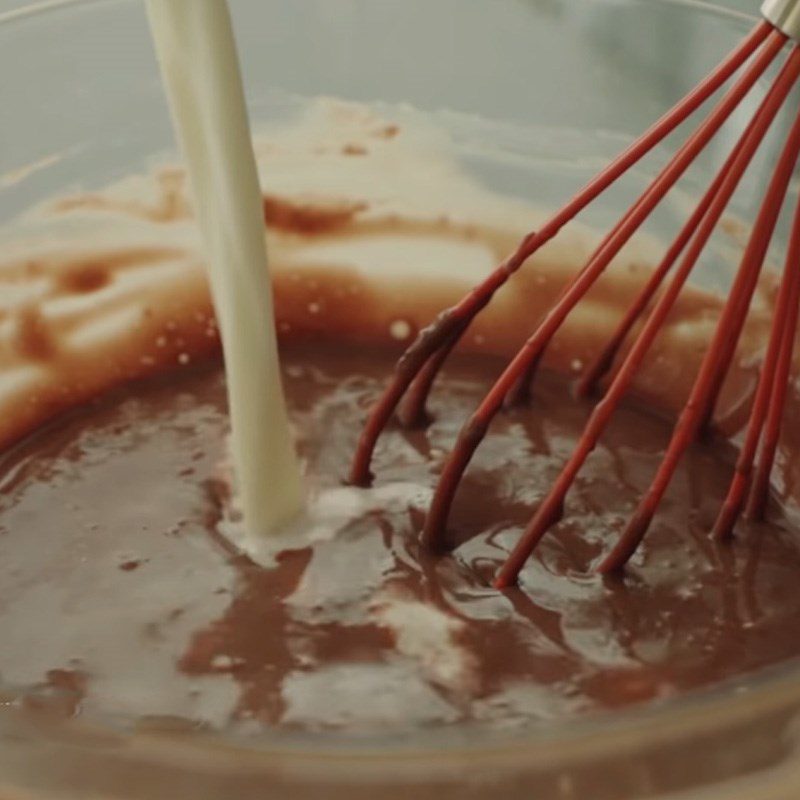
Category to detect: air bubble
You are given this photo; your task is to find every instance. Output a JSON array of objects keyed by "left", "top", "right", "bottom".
[{"left": 390, "top": 319, "right": 411, "bottom": 340}]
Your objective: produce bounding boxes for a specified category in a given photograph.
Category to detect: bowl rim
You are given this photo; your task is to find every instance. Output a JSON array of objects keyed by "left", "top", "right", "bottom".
[{"left": 0, "top": 0, "right": 762, "bottom": 27}]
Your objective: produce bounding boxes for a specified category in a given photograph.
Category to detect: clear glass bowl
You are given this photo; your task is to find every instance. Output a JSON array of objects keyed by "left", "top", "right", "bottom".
[{"left": 2, "top": 1, "right": 800, "bottom": 798}]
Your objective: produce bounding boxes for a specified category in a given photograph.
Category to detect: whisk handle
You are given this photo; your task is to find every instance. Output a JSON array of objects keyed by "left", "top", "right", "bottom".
[{"left": 762, "top": 0, "right": 800, "bottom": 40}]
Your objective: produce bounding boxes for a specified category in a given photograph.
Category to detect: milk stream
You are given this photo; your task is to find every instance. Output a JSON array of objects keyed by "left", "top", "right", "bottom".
[{"left": 145, "top": 0, "right": 304, "bottom": 543}]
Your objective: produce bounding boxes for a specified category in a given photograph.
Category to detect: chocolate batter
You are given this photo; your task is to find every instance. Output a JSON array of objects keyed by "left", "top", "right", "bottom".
[{"left": 2, "top": 341, "right": 800, "bottom": 735}]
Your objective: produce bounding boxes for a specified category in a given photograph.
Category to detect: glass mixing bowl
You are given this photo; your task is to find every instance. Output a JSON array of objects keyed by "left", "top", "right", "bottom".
[{"left": 2, "top": 1, "right": 800, "bottom": 797}]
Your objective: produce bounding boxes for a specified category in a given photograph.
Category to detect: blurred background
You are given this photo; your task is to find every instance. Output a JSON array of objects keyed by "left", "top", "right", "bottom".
[{"left": 0, "top": 0, "right": 761, "bottom": 16}]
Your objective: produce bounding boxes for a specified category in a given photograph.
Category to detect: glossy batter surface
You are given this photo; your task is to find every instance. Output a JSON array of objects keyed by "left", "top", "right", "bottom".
[{"left": 1, "top": 343, "right": 800, "bottom": 735}]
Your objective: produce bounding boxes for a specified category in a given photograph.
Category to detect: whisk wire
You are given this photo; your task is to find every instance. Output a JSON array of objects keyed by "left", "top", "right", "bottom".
[
  {"left": 352, "top": 17, "right": 800, "bottom": 587},
  {"left": 575, "top": 132, "right": 753, "bottom": 399}
]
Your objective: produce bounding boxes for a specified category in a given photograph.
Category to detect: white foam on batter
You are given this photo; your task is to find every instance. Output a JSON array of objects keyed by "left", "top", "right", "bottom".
[
  {"left": 372, "top": 592, "right": 478, "bottom": 694},
  {"left": 222, "top": 480, "right": 433, "bottom": 567}
]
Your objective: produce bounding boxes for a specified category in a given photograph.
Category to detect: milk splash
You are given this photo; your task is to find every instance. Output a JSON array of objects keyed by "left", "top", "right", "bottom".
[{"left": 145, "top": 0, "right": 303, "bottom": 543}]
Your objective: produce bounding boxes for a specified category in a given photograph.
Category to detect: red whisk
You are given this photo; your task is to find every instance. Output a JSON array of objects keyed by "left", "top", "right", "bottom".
[{"left": 350, "top": 0, "right": 800, "bottom": 588}]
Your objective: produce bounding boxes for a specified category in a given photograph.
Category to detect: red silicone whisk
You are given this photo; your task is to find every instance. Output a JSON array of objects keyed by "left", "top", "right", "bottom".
[{"left": 351, "top": 0, "right": 800, "bottom": 588}]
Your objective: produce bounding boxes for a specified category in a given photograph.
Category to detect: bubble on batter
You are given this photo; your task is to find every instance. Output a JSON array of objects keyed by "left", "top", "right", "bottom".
[{"left": 389, "top": 319, "right": 411, "bottom": 340}]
